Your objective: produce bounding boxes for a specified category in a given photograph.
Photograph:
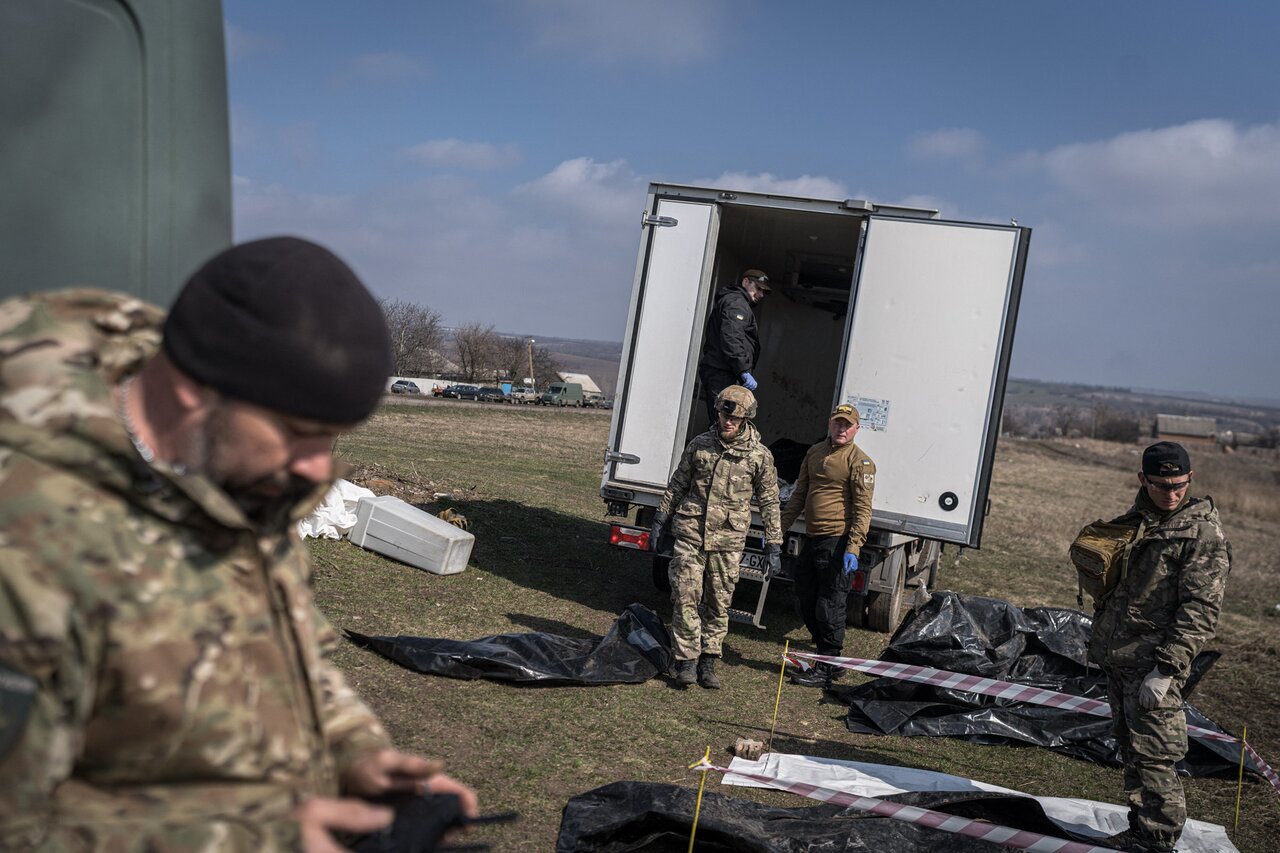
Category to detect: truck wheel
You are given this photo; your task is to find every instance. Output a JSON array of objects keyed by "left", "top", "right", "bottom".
[
  {"left": 865, "top": 567, "right": 905, "bottom": 633},
  {"left": 916, "top": 539, "right": 942, "bottom": 591},
  {"left": 652, "top": 554, "right": 672, "bottom": 593}
]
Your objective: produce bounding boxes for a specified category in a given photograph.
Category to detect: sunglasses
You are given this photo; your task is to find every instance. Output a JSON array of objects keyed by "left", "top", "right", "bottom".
[{"left": 1144, "top": 476, "right": 1191, "bottom": 493}]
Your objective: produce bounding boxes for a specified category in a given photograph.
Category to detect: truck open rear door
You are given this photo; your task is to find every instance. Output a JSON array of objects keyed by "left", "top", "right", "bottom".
[
  {"left": 839, "top": 216, "right": 1029, "bottom": 548},
  {"left": 604, "top": 197, "right": 720, "bottom": 491}
]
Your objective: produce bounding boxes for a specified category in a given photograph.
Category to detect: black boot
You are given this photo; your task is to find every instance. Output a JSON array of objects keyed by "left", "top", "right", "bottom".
[
  {"left": 697, "top": 654, "right": 721, "bottom": 689},
  {"left": 790, "top": 663, "right": 831, "bottom": 688},
  {"left": 675, "top": 659, "right": 697, "bottom": 687}
]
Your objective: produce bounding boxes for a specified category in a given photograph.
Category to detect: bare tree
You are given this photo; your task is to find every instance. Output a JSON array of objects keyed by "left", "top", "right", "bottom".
[
  {"left": 380, "top": 299, "right": 444, "bottom": 376},
  {"left": 453, "top": 322, "right": 501, "bottom": 382}
]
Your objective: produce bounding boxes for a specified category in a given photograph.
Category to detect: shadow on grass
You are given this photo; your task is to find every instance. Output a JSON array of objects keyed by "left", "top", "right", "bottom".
[{"left": 439, "top": 498, "right": 807, "bottom": 640}]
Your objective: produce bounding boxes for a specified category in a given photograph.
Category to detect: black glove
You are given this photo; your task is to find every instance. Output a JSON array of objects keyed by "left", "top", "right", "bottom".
[
  {"left": 649, "top": 511, "right": 670, "bottom": 552},
  {"left": 765, "top": 543, "right": 782, "bottom": 577}
]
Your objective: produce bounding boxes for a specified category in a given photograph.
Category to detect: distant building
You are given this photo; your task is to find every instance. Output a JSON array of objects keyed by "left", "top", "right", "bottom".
[
  {"left": 1153, "top": 413, "right": 1216, "bottom": 445},
  {"left": 558, "top": 371, "right": 601, "bottom": 394}
]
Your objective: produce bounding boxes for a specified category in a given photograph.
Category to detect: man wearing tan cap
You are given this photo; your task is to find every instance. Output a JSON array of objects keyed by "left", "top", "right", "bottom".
[
  {"left": 779, "top": 403, "right": 876, "bottom": 687},
  {"left": 697, "top": 268, "right": 771, "bottom": 425}
]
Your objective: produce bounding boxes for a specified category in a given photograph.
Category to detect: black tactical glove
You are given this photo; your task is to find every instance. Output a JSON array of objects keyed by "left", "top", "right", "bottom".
[
  {"left": 649, "top": 512, "right": 670, "bottom": 553},
  {"left": 765, "top": 543, "right": 782, "bottom": 578}
]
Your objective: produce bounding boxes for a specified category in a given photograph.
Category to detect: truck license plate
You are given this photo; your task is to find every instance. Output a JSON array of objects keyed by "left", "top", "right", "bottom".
[{"left": 739, "top": 551, "right": 766, "bottom": 570}]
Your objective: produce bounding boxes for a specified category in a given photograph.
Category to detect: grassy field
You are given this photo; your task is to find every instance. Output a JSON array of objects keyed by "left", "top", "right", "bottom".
[{"left": 316, "top": 403, "right": 1280, "bottom": 850}]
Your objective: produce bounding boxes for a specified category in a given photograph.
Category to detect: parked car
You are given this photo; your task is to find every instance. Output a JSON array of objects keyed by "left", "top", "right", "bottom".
[
  {"left": 390, "top": 379, "right": 421, "bottom": 394},
  {"left": 509, "top": 386, "right": 539, "bottom": 404},
  {"left": 476, "top": 386, "right": 507, "bottom": 402},
  {"left": 431, "top": 383, "right": 447, "bottom": 396},
  {"left": 584, "top": 391, "right": 605, "bottom": 407},
  {"left": 441, "top": 384, "right": 477, "bottom": 399}
]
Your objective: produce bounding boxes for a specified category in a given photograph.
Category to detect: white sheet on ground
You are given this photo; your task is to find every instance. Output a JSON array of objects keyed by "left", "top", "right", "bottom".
[
  {"left": 296, "top": 479, "right": 376, "bottom": 539},
  {"left": 724, "top": 753, "right": 1236, "bottom": 853}
]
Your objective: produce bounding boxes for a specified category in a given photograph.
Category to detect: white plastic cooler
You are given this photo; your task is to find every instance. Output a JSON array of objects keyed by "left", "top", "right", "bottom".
[{"left": 349, "top": 495, "right": 474, "bottom": 575}]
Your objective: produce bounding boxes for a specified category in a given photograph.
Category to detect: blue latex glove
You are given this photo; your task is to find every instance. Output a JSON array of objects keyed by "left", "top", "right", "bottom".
[
  {"left": 842, "top": 553, "right": 859, "bottom": 576},
  {"left": 739, "top": 372, "right": 758, "bottom": 391}
]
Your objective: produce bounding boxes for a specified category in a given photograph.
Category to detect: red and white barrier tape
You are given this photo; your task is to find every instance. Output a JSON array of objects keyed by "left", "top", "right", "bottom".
[
  {"left": 789, "top": 651, "right": 1280, "bottom": 795},
  {"left": 694, "top": 760, "right": 1115, "bottom": 852}
]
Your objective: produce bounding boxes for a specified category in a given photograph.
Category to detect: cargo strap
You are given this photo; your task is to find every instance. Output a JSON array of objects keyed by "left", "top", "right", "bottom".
[{"left": 787, "top": 651, "right": 1280, "bottom": 795}]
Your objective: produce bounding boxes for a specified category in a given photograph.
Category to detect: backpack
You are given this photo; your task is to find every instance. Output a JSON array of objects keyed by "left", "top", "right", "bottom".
[{"left": 1069, "top": 516, "right": 1146, "bottom": 607}]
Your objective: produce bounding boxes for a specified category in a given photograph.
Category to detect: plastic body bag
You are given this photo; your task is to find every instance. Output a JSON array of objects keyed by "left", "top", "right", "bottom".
[
  {"left": 348, "top": 604, "right": 672, "bottom": 685},
  {"left": 831, "top": 592, "right": 1252, "bottom": 778},
  {"left": 555, "top": 781, "right": 1105, "bottom": 852}
]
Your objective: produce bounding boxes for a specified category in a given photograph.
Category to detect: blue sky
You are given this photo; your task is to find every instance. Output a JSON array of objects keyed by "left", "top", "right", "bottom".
[{"left": 224, "top": 1, "right": 1280, "bottom": 401}]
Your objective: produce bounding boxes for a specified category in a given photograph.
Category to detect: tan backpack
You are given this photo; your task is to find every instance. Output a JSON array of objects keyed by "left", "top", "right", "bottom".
[{"left": 1069, "top": 516, "right": 1146, "bottom": 607}]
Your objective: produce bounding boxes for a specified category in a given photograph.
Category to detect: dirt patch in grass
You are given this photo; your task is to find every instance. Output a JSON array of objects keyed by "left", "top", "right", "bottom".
[{"left": 315, "top": 411, "right": 1280, "bottom": 850}]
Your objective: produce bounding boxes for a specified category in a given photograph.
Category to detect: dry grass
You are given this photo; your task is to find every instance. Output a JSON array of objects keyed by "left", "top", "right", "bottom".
[{"left": 315, "top": 407, "right": 1280, "bottom": 851}]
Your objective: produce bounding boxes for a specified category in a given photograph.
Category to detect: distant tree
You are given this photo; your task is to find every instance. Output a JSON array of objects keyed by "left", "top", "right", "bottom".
[
  {"left": 1051, "top": 404, "right": 1087, "bottom": 438},
  {"left": 380, "top": 299, "right": 443, "bottom": 376},
  {"left": 1093, "top": 405, "right": 1140, "bottom": 443},
  {"left": 453, "top": 322, "right": 501, "bottom": 382}
]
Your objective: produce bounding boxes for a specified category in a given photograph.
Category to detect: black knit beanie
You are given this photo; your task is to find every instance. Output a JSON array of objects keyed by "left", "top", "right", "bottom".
[{"left": 163, "top": 237, "right": 392, "bottom": 424}]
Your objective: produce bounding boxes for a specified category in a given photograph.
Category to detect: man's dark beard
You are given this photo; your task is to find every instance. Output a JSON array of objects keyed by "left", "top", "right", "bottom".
[{"left": 224, "top": 473, "right": 317, "bottom": 533}]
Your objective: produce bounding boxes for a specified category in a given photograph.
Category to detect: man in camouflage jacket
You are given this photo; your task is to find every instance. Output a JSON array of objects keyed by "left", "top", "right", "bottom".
[
  {"left": 1087, "top": 441, "right": 1231, "bottom": 853},
  {"left": 652, "top": 386, "right": 781, "bottom": 689},
  {"left": 0, "top": 239, "right": 476, "bottom": 850}
]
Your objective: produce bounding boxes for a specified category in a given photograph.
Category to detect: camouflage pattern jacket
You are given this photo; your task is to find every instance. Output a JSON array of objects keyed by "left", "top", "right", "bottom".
[
  {"left": 656, "top": 422, "right": 782, "bottom": 552},
  {"left": 1087, "top": 491, "right": 1232, "bottom": 679},
  {"left": 0, "top": 291, "right": 392, "bottom": 850}
]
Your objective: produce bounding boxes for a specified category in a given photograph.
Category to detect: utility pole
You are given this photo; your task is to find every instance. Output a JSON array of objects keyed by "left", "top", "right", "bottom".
[{"left": 527, "top": 337, "right": 536, "bottom": 390}]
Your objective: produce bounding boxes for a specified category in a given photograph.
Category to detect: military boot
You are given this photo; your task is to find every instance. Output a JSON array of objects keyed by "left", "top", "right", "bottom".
[
  {"left": 790, "top": 663, "right": 831, "bottom": 688},
  {"left": 697, "top": 654, "right": 721, "bottom": 689},
  {"left": 674, "top": 659, "right": 697, "bottom": 687},
  {"left": 1099, "top": 829, "right": 1173, "bottom": 852}
]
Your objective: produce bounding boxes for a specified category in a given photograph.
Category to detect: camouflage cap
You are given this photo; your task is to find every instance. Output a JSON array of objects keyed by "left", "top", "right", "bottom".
[
  {"left": 715, "top": 385, "right": 758, "bottom": 420},
  {"left": 830, "top": 403, "right": 860, "bottom": 424}
]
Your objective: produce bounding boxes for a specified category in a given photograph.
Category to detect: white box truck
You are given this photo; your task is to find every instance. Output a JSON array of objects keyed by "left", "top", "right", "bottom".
[{"left": 600, "top": 183, "right": 1030, "bottom": 632}]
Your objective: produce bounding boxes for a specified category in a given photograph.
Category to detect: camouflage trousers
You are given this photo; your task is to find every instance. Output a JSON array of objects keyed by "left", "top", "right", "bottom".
[
  {"left": 669, "top": 537, "right": 740, "bottom": 661},
  {"left": 1106, "top": 667, "right": 1188, "bottom": 851}
]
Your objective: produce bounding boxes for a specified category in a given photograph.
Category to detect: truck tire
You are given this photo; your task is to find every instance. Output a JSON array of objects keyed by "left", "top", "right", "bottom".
[
  {"left": 865, "top": 548, "right": 907, "bottom": 633},
  {"left": 652, "top": 554, "right": 672, "bottom": 593},
  {"left": 915, "top": 539, "right": 942, "bottom": 590}
]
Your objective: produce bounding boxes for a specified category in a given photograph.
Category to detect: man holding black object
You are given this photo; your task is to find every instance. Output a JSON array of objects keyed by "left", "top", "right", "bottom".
[
  {"left": 1088, "top": 441, "right": 1231, "bottom": 853},
  {"left": 0, "top": 238, "right": 477, "bottom": 850}
]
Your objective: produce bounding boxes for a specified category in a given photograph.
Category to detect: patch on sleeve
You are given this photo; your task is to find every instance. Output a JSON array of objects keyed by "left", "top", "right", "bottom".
[
  {"left": 0, "top": 663, "right": 38, "bottom": 761},
  {"left": 734, "top": 314, "right": 746, "bottom": 321},
  {"left": 862, "top": 471, "right": 875, "bottom": 486}
]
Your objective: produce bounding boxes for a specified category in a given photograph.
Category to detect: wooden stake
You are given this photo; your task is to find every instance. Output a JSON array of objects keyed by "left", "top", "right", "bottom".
[
  {"left": 1234, "top": 726, "right": 1247, "bottom": 833},
  {"left": 688, "top": 746, "right": 712, "bottom": 853},
  {"left": 767, "top": 640, "right": 790, "bottom": 754}
]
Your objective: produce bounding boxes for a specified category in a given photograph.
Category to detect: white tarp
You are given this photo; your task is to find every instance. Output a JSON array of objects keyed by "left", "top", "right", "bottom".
[
  {"left": 296, "top": 478, "right": 376, "bottom": 540},
  {"left": 724, "top": 753, "right": 1237, "bottom": 853}
]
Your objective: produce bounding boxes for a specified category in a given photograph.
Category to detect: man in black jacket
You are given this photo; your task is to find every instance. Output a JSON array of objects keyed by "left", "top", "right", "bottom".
[{"left": 697, "top": 269, "right": 770, "bottom": 424}]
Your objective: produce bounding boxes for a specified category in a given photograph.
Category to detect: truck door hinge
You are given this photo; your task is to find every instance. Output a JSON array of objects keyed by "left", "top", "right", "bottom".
[
  {"left": 604, "top": 450, "right": 641, "bottom": 465},
  {"left": 642, "top": 214, "right": 678, "bottom": 228}
]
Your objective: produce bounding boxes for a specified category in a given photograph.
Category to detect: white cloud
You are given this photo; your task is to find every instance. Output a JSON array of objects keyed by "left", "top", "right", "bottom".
[
  {"left": 401, "top": 138, "right": 522, "bottom": 171},
  {"left": 1037, "top": 118, "right": 1280, "bottom": 227},
  {"left": 339, "top": 52, "right": 429, "bottom": 86},
  {"left": 224, "top": 23, "right": 275, "bottom": 63},
  {"left": 908, "top": 128, "right": 985, "bottom": 161},
  {"left": 512, "top": 0, "right": 731, "bottom": 65},
  {"left": 517, "top": 157, "right": 646, "bottom": 226},
  {"left": 699, "top": 172, "right": 850, "bottom": 201},
  {"left": 232, "top": 165, "right": 642, "bottom": 340}
]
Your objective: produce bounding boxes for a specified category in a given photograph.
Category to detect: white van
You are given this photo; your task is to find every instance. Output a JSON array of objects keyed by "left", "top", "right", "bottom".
[{"left": 600, "top": 183, "right": 1030, "bottom": 632}]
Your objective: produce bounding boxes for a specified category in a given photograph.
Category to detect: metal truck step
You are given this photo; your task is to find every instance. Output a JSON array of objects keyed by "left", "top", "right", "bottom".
[
  {"left": 739, "top": 566, "right": 769, "bottom": 583},
  {"left": 727, "top": 607, "right": 759, "bottom": 626}
]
